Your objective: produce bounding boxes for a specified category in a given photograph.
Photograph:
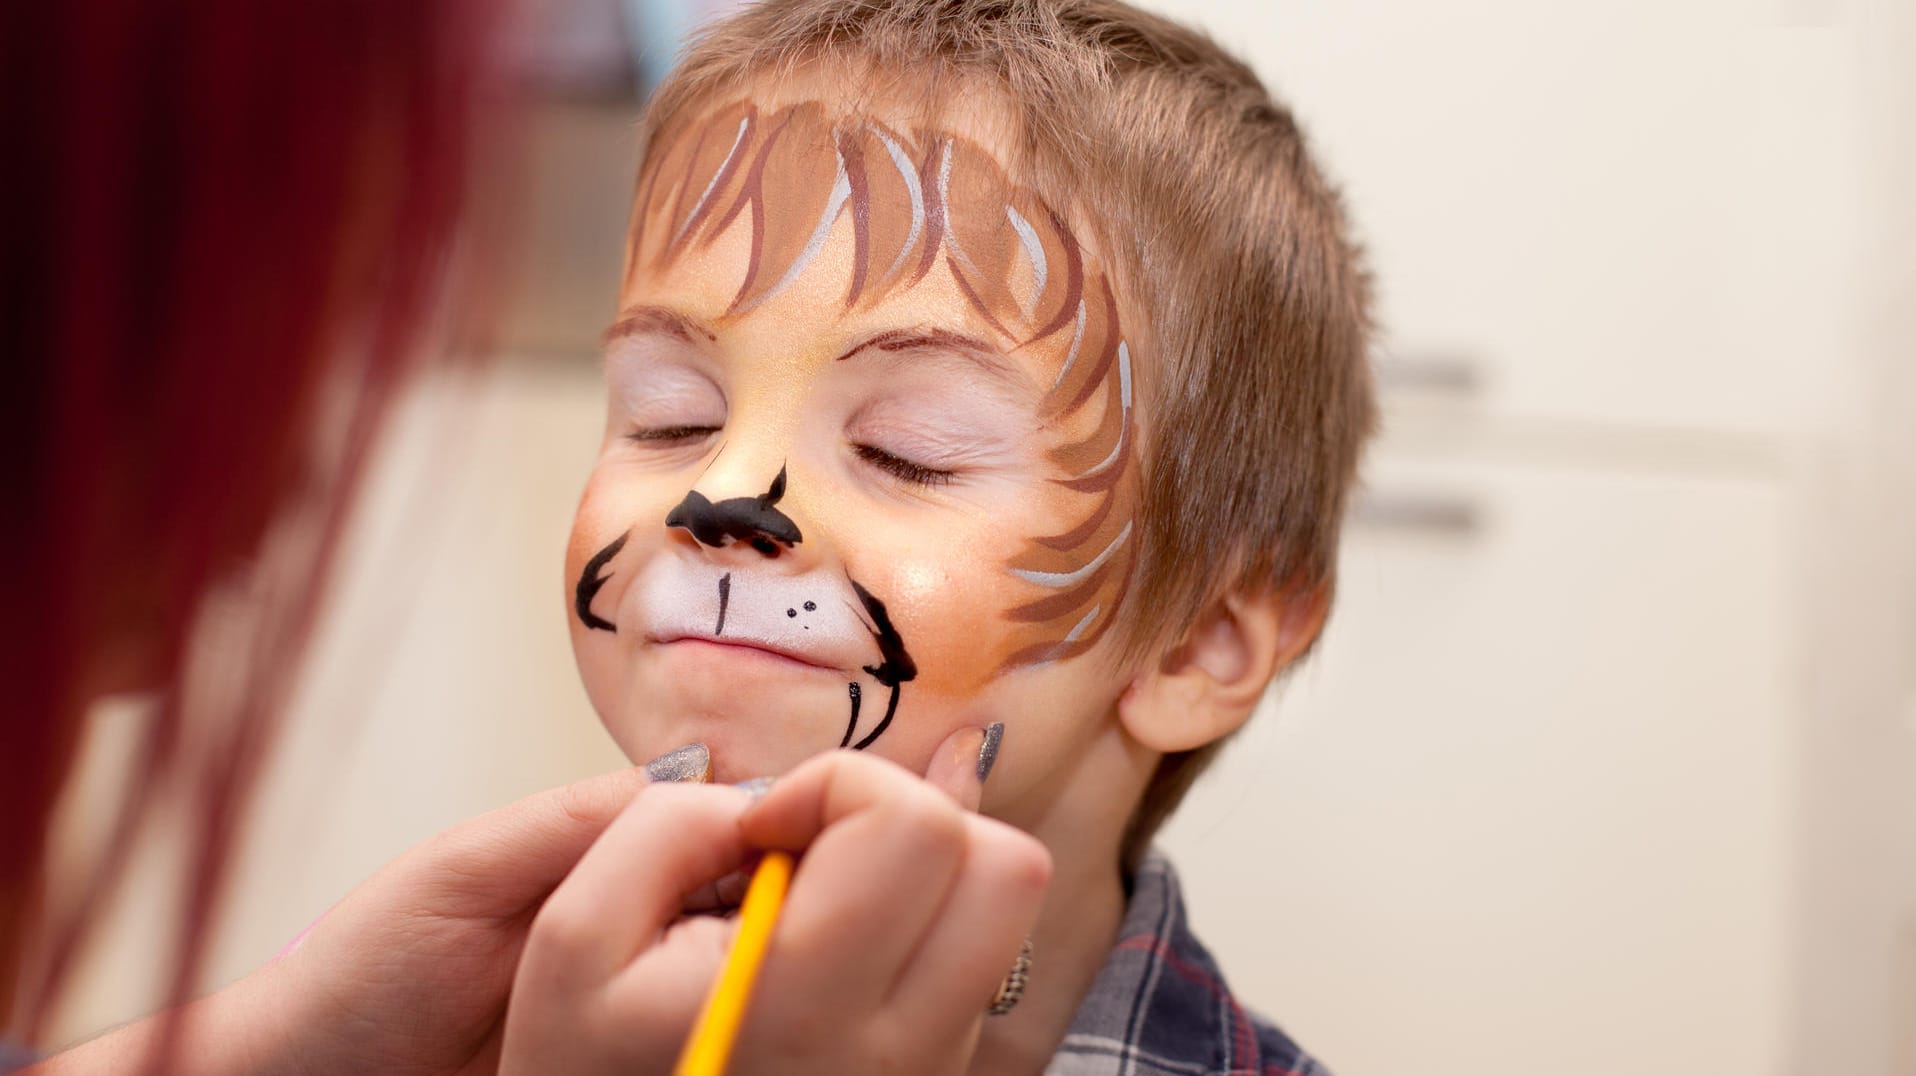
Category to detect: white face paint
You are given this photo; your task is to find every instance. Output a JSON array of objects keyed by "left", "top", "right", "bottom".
[{"left": 628, "top": 557, "right": 883, "bottom": 678}]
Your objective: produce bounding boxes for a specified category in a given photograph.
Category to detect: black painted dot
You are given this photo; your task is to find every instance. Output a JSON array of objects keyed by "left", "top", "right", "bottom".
[
  {"left": 803, "top": 600, "right": 817, "bottom": 611},
  {"left": 787, "top": 608, "right": 797, "bottom": 617}
]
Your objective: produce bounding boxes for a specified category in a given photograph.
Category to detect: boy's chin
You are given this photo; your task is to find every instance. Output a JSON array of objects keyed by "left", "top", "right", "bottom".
[{"left": 602, "top": 669, "right": 882, "bottom": 785}]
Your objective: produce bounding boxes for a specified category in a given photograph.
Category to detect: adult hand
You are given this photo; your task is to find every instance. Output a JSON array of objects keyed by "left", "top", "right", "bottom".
[
  {"left": 33, "top": 745, "right": 714, "bottom": 1076},
  {"left": 729, "top": 738, "right": 1051, "bottom": 1076},
  {"left": 497, "top": 728, "right": 1050, "bottom": 1076}
]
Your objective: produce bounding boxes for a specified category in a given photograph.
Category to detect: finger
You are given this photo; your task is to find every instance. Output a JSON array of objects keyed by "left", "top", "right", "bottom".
[
  {"left": 518, "top": 782, "right": 755, "bottom": 991},
  {"left": 605, "top": 899, "right": 739, "bottom": 1010},
  {"left": 889, "top": 815, "right": 1051, "bottom": 1033},
  {"left": 741, "top": 752, "right": 970, "bottom": 1006},
  {"left": 921, "top": 727, "right": 984, "bottom": 807},
  {"left": 683, "top": 778, "right": 774, "bottom": 912},
  {"left": 410, "top": 744, "right": 710, "bottom": 920},
  {"left": 742, "top": 749, "right": 951, "bottom": 851},
  {"left": 603, "top": 912, "right": 741, "bottom": 1055}
]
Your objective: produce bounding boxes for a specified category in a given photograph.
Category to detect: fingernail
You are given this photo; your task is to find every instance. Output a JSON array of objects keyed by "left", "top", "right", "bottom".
[
  {"left": 732, "top": 775, "right": 776, "bottom": 802},
  {"left": 977, "top": 723, "right": 1005, "bottom": 783},
  {"left": 644, "top": 743, "right": 711, "bottom": 783}
]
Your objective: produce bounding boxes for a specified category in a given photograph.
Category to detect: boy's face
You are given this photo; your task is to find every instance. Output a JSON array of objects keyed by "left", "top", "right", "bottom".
[{"left": 567, "top": 95, "right": 1143, "bottom": 792}]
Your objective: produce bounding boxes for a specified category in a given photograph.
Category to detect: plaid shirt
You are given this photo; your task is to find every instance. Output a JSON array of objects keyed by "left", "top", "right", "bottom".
[{"left": 1048, "top": 852, "right": 1330, "bottom": 1076}]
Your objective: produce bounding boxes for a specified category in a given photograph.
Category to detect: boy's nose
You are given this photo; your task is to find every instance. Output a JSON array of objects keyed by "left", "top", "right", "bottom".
[{"left": 664, "top": 464, "right": 802, "bottom": 558}]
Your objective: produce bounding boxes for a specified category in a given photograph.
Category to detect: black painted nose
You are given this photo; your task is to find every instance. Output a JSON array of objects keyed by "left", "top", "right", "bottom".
[{"left": 665, "top": 465, "right": 802, "bottom": 557}]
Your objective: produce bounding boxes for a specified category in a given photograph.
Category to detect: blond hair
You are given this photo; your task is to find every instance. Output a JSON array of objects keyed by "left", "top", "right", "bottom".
[{"left": 639, "top": 0, "right": 1375, "bottom": 864}]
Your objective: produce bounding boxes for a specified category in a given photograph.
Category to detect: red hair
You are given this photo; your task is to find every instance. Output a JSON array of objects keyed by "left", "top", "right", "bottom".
[{"left": 0, "top": 0, "right": 500, "bottom": 1045}]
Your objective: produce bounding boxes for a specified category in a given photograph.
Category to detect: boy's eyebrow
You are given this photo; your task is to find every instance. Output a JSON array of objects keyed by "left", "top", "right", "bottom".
[
  {"left": 603, "top": 304, "right": 718, "bottom": 346},
  {"left": 834, "top": 327, "right": 1021, "bottom": 382}
]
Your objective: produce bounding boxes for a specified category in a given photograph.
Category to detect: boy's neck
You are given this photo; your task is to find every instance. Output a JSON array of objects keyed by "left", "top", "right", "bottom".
[{"left": 971, "top": 724, "right": 1159, "bottom": 1076}]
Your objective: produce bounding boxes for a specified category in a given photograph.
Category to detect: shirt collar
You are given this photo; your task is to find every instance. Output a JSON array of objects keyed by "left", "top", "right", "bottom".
[{"left": 1047, "top": 851, "right": 1325, "bottom": 1076}]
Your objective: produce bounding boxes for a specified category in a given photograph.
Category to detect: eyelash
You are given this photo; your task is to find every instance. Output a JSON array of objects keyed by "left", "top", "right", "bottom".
[
  {"left": 626, "top": 425, "right": 719, "bottom": 444},
  {"left": 855, "top": 444, "right": 956, "bottom": 487},
  {"left": 626, "top": 427, "right": 951, "bottom": 486}
]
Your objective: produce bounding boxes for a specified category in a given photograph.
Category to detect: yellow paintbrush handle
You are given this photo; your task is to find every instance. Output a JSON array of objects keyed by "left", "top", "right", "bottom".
[{"left": 674, "top": 850, "right": 795, "bottom": 1076}]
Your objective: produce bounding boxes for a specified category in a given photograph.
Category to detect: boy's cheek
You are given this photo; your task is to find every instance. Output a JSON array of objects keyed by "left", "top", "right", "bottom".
[
  {"left": 565, "top": 467, "right": 680, "bottom": 585},
  {"left": 564, "top": 472, "right": 676, "bottom": 673},
  {"left": 886, "top": 585, "right": 1026, "bottom": 697},
  {"left": 865, "top": 660, "right": 1127, "bottom": 811},
  {"left": 842, "top": 516, "right": 1039, "bottom": 689}
]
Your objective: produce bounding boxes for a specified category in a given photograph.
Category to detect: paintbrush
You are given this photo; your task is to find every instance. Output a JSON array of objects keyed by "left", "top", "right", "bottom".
[{"left": 673, "top": 849, "right": 795, "bottom": 1076}]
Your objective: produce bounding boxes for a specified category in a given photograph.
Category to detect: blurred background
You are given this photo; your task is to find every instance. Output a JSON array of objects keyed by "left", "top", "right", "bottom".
[{"left": 49, "top": 0, "right": 1916, "bottom": 1072}]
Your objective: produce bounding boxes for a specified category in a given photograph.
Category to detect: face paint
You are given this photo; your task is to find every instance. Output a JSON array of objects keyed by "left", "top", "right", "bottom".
[
  {"left": 629, "top": 102, "right": 1139, "bottom": 673},
  {"left": 574, "top": 531, "right": 628, "bottom": 633},
  {"left": 665, "top": 464, "right": 803, "bottom": 556},
  {"left": 570, "top": 95, "right": 1141, "bottom": 777},
  {"left": 583, "top": 457, "right": 923, "bottom": 750},
  {"left": 843, "top": 577, "right": 916, "bottom": 749}
]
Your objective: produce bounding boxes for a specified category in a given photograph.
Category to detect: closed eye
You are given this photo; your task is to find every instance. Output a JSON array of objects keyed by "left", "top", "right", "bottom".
[
  {"left": 626, "top": 425, "right": 720, "bottom": 444},
  {"left": 855, "top": 444, "right": 955, "bottom": 487}
]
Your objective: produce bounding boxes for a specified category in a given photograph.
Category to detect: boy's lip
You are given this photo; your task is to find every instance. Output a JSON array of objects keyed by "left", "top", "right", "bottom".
[{"left": 647, "top": 631, "right": 844, "bottom": 673}]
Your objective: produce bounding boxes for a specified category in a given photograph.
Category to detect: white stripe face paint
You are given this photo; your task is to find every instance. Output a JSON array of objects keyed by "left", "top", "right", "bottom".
[
  {"left": 1063, "top": 604, "right": 1101, "bottom": 643},
  {"left": 1028, "top": 603, "right": 1105, "bottom": 667},
  {"left": 1050, "top": 299, "right": 1088, "bottom": 393},
  {"left": 1009, "top": 521, "right": 1133, "bottom": 589},
  {"left": 873, "top": 127, "right": 925, "bottom": 284},
  {"left": 1073, "top": 341, "right": 1134, "bottom": 480},
  {"left": 1075, "top": 415, "right": 1129, "bottom": 479},
  {"left": 1005, "top": 203, "right": 1048, "bottom": 318},
  {"left": 673, "top": 115, "right": 751, "bottom": 246},
  {"left": 937, "top": 140, "right": 982, "bottom": 277},
  {"left": 734, "top": 157, "right": 852, "bottom": 314}
]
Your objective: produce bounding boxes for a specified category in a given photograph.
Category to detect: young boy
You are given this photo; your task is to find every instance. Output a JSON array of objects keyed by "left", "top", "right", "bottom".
[{"left": 563, "top": 0, "right": 1373, "bottom": 1070}]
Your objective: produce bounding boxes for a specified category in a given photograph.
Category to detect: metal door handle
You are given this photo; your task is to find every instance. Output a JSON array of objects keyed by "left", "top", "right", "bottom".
[{"left": 1350, "top": 490, "right": 1482, "bottom": 536}]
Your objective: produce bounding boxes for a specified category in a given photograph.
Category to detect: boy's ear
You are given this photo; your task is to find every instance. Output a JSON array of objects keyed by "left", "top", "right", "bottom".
[{"left": 1118, "top": 580, "right": 1331, "bottom": 754}]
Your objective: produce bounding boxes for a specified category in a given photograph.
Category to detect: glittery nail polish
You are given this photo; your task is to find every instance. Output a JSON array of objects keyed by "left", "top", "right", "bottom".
[
  {"left": 732, "top": 775, "right": 775, "bottom": 802},
  {"left": 643, "top": 743, "right": 711, "bottom": 783},
  {"left": 977, "top": 723, "right": 1005, "bottom": 783}
]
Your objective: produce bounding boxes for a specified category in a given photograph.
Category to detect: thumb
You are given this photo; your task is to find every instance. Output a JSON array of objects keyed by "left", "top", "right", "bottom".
[
  {"left": 920, "top": 722, "right": 1003, "bottom": 812},
  {"left": 408, "top": 743, "right": 711, "bottom": 920}
]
